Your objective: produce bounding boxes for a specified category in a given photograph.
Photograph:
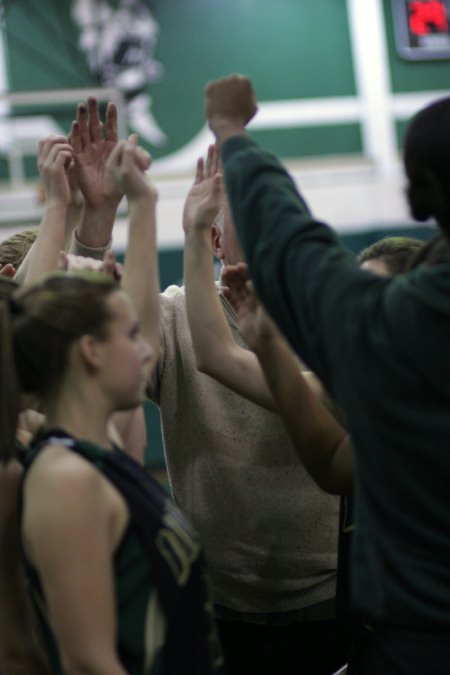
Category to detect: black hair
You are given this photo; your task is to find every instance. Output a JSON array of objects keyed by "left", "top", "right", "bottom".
[{"left": 403, "top": 97, "right": 450, "bottom": 239}]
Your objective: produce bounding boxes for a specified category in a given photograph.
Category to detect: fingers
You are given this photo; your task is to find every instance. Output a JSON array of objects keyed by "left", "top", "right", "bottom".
[
  {"left": 113, "top": 260, "right": 124, "bottom": 281},
  {"left": 87, "top": 96, "right": 102, "bottom": 143},
  {"left": 211, "top": 173, "right": 224, "bottom": 203},
  {"left": 76, "top": 102, "right": 90, "bottom": 149},
  {"left": 72, "top": 97, "right": 119, "bottom": 152},
  {"left": 194, "top": 157, "right": 204, "bottom": 185},
  {"left": 236, "top": 261, "right": 249, "bottom": 276},
  {"left": 47, "top": 142, "right": 73, "bottom": 167},
  {"left": 205, "top": 145, "right": 214, "bottom": 178},
  {"left": 103, "top": 249, "right": 116, "bottom": 263},
  {"left": 205, "top": 144, "right": 220, "bottom": 179},
  {"left": 106, "top": 139, "right": 125, "bottom": 169},
  {"left": 64, "top": 254, "right": 103, "bottom": 272},
  {"left": 69, "top": 120, "right": 82, "bottom": 154},
  {"left": 104, "top": 134, "right": 153, "bottom": 200},
  {"left": 54, "top": 149, "right": 73, "bottom": 172},
  {"left": 104, "top": 101, "right": 118, "bottom": 143},
  {"left": 102, "top": 249, "right": 116, "bottom": 276},
  {"left": 193, "top": 144, "right": 221, "bottom": 187},
  {"left": 121, "top": 134, "right": 140, "bottom": 171},
  {"left": 135, "top": 145, "right": 151, "bottom": 171},
  {"left": 38, "top": 138, "right": 73, "bottom": 175},
  {"left": 111, "top": 135, "right": 147, "bottom": 169},
  {"left": 222, "top": 263, "right": 250, "bottom": 295},
  {"left": 107, "top": 134, "right": 142, "bottom": 172},
  {"left": 246, "top": 279, "right": 255, "bottom": 294},
  {"left": 38, "top": 140, "right": 73, "bottom": 204},
  {"left": 57, "top": 251, "right": 68, "bottom": 271},
  {"left": 37, "top": 135, "right": 69, "bottom": 169}
]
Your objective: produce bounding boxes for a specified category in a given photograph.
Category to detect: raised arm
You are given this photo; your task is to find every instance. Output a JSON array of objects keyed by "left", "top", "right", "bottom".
[
  {"left": 69, "top": 96, "right": 122, "bottom": 255},
  {"left": 63, "top": 121, "right": 86, "bottom": 249},
  {"left": 222, "top": 263, "right": 353, "bottom": 495},
  {"left": 16, "top": 137, "right": 73, "bottom": 285},
  {"left": 204, "top": 74, "right": 256, "bottom": 145},
  {"left": 105, "top": 135, "right": 160, "bottom": 366},
  {"left": 183, "top": 145, "right": 277, "bottom": 410}
]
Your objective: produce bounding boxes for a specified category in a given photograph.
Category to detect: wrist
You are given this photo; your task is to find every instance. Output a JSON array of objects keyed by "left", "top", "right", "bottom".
[
  {"left": 83, "top": 199, "right": 120, "bottom": 217},
  {"left": 184, "top": 224, "right": 211, "bottom": 242},
  {"left": 84, "top": 192, "right": 122, "bottom": 210},
  {"left": 252, "top": 330, "right": 278, "bottom": 355},
  {"left": 70, "top": 229, "right": 112, "bottom": 259},
  {"left": 66, "top": 199, "right": 83, "bottom": 214},
  {"left": 209, "top": 119, "right": 247, "bottom": 144},
  {"left": 44, "top": 199, "right": 69, "bottom": 213},
  {"left": 76, "top": 201, "right": 119, "bottom": 248},
  {"left": 127, "top": 189, "right": 158, "bottom": 209}
]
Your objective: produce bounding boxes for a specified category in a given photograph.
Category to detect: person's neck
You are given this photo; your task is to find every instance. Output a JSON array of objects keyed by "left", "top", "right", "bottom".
[{"left": 44, "top": 384, "right": 113, "bottom": 450}]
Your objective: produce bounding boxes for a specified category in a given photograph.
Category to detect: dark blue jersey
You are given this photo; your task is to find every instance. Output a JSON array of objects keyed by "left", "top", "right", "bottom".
[{"left": 20, "top": 430, "right": 224, "bottom": 675}]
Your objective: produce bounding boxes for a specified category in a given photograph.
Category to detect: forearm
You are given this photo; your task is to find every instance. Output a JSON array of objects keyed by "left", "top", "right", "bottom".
[
  {"left": 17, "top": 202, "right": 67, "bottom": 284},
  {"left": 184, "top": 226, "right": 234, "bottom": 368},
  {"left": 122, "top": 195, "right": 160, "bottom": 355},
  {"left": 184, "top": 227, "right": 276, "bottom": 409},
  {"left": 221, "top": 136, "right": 358, "bottom": 384},
  {"left": 302, "top": 371, "right": 346, "bottom": 424},
  {"left": 64, "top": 203, "right": 84, "bottom": 250},
  {"left": 74, "top": 200, "right": 119, "bottom": 250},
  {"left": 255, "top": 334, "right": 352, "bottom": 494}
]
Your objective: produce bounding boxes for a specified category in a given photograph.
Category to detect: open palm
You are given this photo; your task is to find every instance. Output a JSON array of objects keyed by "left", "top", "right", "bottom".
[{"left": 182, "top": 144, "right": 223, "bottom": 234}]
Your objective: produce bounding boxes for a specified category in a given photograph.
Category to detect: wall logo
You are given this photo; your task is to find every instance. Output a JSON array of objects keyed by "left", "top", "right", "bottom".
[{"left": 71, "top": 0, "right": 166, "bottom": 145}]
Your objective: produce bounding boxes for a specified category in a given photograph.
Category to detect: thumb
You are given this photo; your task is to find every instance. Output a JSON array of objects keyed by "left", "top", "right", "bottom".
[{"left": 57, "top": 250, "right": 68, "bottom": 271}]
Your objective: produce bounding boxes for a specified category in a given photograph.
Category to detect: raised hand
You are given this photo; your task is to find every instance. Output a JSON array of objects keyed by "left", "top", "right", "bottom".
[
  {"left": 17, "top": 136, "right": 73, "bottom": 284},
  {"left": 222, "top": 262, "right": 277, "bottom": 351},
  {"left": 105, "top": 134, "right": 156, "bottom": 202},
  {"left": 204, "top": 74, "right": 257, "bottom": 141},
  {"left": 37, "top": 135, "right": 74, "bottom": 207},
  {"left": 182, "top": 144, "right": 223, "bottom": 235},
  {"left": 66, "top": 120, "right": 85, "bottom": 210},
  {"left": 70, "top": 96, "right": 121, "bottom": 207}
]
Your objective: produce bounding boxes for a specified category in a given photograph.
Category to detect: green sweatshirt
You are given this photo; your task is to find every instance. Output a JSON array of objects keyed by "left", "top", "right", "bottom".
[{"left": 221, "top": 135, "right": 450, "bottom": 632}]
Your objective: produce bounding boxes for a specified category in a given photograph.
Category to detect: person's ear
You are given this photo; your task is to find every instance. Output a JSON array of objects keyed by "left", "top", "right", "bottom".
[
  {"left": 211, "top": 224, "right": 224, "bottom": 260},
  {"left": 78, "top": 334, "right": 102, "bottom": 370}
]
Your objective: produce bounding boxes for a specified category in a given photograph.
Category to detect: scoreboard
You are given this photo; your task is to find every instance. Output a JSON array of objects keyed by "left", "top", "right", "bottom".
[{"left": 391, "top": 0, "right": 450, "bottom": 59}]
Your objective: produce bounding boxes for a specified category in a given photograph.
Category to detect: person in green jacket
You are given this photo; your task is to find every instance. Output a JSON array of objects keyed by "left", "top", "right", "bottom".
[{"left": 204, "top": 74, "right": 450, "bottom": 675}]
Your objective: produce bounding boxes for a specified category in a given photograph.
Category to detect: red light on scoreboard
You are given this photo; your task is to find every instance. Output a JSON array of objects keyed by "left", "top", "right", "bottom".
[
  {"left": 409, "top": 1, "right": 448, "bottom": 34},
  {"left": 392, "top": 0, "right": 450, "bottom": 59}
]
